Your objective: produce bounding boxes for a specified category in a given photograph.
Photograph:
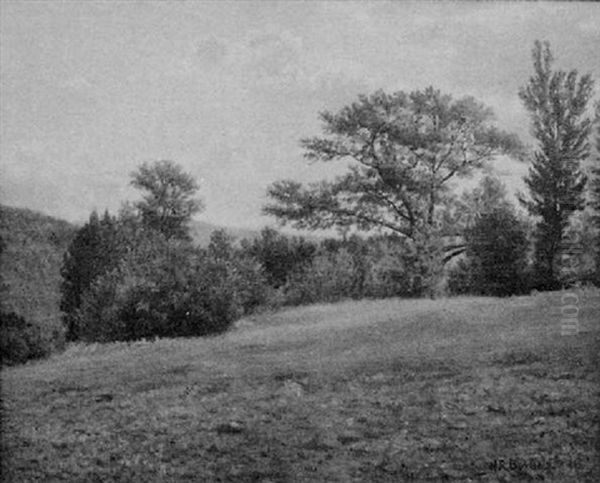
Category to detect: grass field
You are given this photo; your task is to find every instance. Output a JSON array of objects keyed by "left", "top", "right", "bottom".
[{"left": 2, "top": 291, "right": 599, "bottom": 482}]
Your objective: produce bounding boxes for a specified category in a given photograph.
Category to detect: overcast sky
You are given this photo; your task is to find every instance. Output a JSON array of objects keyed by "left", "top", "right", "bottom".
[{"left": 1, "top": 1, "right": 599, "bottom": 228}]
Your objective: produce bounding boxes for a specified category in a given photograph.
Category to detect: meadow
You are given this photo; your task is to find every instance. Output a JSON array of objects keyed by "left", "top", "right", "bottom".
[{"left": 2, "top": 291, "right": 599, "bottom": 481}]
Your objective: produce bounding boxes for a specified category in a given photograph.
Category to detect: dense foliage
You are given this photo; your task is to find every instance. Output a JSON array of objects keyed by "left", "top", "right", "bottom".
[
  {"left": 463, "top": 208, "right": 529, "bottom": 296},
  {"left": 60, "top": 210, "right": 121, "bottom": 340},
  {"left": 241, "top": 227, "right": 317, "bottom": 288}
]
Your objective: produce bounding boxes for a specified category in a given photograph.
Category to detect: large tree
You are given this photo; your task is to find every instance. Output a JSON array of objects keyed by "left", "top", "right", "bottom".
[
  {"left": 519, "top": 41, "right": 594, "bottom": 290},
  {"left": 264, "top": 87, "right": 521, "bottom": 248},
  {"left": 130, "top": 160, "right": 203, "bottom": 240}
]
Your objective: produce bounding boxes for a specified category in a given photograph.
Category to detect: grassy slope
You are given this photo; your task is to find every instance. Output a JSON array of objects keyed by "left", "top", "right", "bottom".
[
  {"left": 0, "top": 205, "right": 76, "bottom": 326},
  {"left": 2, "top": 292, "right": 599, "bottom": 481}
]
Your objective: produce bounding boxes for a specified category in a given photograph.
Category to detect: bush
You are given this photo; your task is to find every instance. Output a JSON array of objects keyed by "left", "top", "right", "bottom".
[
  {"left": 362, "top": 238, "right": 413, "bottom": 298},
  {"left": 0, "top": 312, "right": 64, "bottom": 365},
  {"left": 76, "top": 230, "right": 269, "bottom": 342},
  {"left": 283, "top": 248, "right": 359, "bottom": 305},
  {"left": 241, "top": 228, "right": 317, "bottom": 288}
]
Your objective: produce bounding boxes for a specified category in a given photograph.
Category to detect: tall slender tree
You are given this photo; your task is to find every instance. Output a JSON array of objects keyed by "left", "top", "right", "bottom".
[
  {"left": 519, "top": 41, "right": 594, "bottom": 290},
  {"left": 589, "top": 102, "right": 600, "bottom": 280}
]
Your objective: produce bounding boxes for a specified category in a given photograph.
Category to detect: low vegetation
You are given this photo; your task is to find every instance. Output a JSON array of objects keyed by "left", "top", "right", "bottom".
[{"left": 2, "top": 292, "right": 599, "bottom": 481}]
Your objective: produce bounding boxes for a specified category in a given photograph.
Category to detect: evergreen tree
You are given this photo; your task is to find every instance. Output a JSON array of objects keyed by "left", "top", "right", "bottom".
[
  {"left": 464, "top": 207, "right": 529, "bottom": 296},
  {"left": 60, "top": 210, "right": 119, "bottom": 340},
  {"left": 519, "top": 41, "right": 595, "bottom": 289}
]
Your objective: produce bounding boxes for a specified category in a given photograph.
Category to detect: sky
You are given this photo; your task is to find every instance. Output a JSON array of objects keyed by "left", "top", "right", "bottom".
[{"left": 1, "top": 1, "right": 599, "bottom": 228}]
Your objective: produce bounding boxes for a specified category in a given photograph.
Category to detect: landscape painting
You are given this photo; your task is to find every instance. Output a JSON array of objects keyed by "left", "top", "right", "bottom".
[{"left": 1, "top": 1, "right": 599, "bottom": 481}]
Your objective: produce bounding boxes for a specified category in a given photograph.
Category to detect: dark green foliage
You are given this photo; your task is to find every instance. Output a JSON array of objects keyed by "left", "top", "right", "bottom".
[
  {"left": 283, "top": 248, "right": 358, "bottom": 305},
  {"left": 60, "top": 210, "right": 121, "bottom": 340},
  {"left": 279, "top": 233, "right": 444, "bottom": 305},
  {"left": 0, "top": 312, "right": 42, "bottom": 365},
  {"left": 130, "top": 160, "right": 203, "bottom": 240},
  {"left": 76, "top": 229, "right": 268, "bottom": 342},
  {"left": 206, "top": 230, "right": 270, "bottom": 314},
  {"left": 0, "top": 310, "right": 66, "bottom": 365},
  {"left": 241, "top": 227, "right": 317, "bottom": 288},
  {"left": 519, "top": 41, "right": 595, "bottom": 289},
  {"left": 453, "top": 208, "right": 529, "bottom": 296},
  {"left": 441, "top": 175, "right": 520, "bottom": 264}
]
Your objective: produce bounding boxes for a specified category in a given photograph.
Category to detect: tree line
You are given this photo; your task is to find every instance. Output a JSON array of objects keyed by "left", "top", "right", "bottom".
[{"left": 3, "top": 41, "right": 600, "bottom": 362}]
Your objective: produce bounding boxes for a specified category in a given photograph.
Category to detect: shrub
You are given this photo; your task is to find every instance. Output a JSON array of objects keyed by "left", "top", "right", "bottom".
[
  {"left": 76, "top": 230, "right": 269, "bottom": 342},
  {"left": 0, "top": 312, "right": 64, "bottom": 365},
  {"left": 241, "top": 228, "right": 317, "bottom": 288},
  {"left": 363, "top": 238, "right": 412, "bottom": 298},
  {"left": 283, "top": 248, "right": 358, "bottom": 305}
]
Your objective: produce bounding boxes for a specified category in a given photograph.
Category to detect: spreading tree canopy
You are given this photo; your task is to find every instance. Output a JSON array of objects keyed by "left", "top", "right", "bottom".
[
  {"left": 130, "top": 160, "right": 203, "bottom": 240},
  {"left": 264, "top": 87, "right": 522, "bottom": 244},
  {"left": 519, "top": 41, "right": 594, "bottom": 289}
]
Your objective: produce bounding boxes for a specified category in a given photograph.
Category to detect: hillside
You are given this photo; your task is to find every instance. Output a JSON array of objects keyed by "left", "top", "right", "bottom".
[
  {"left": 2, "top": 292, "right": 599, "bottom": 481},
  {"left": 0, "top": 205, "right": 77, "bottom": 330}
]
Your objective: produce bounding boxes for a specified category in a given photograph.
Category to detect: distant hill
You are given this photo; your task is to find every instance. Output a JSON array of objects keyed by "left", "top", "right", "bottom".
[{"left": 0, "top": 205, "right": 77, "bottom": 334}]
